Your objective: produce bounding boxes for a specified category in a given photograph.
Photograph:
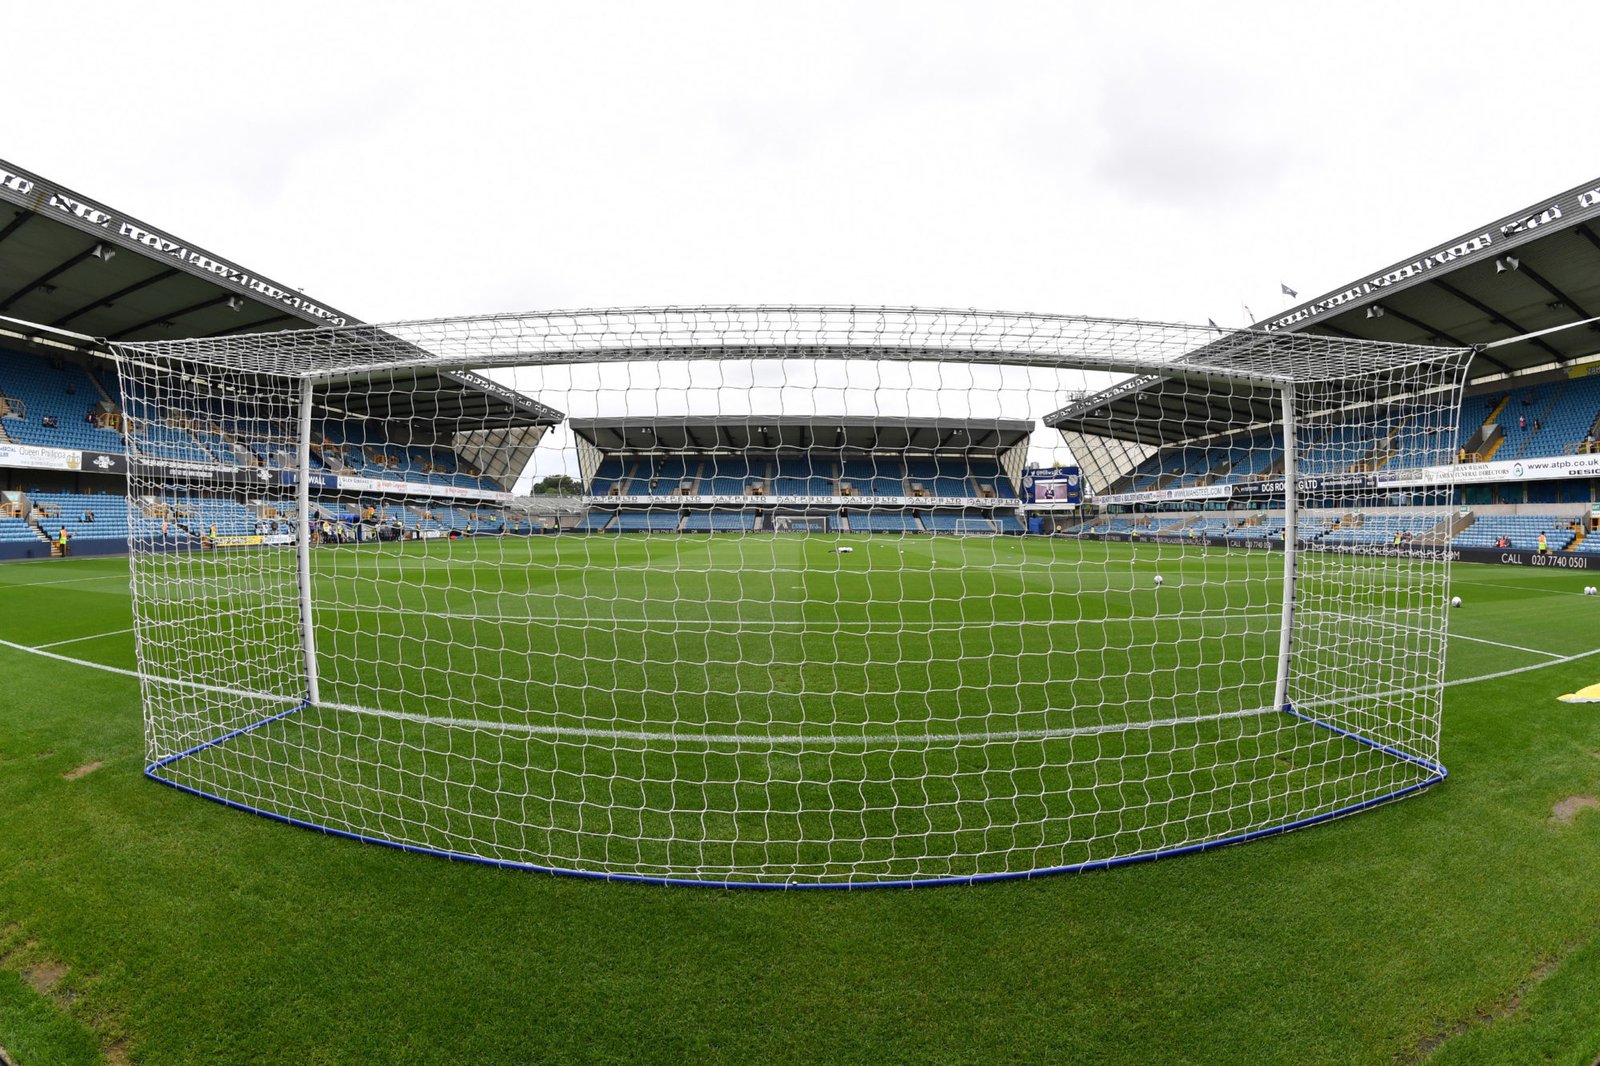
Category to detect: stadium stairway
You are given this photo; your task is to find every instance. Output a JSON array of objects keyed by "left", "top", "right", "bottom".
[
  {"left": 1513, "top": 391, "right": 1568, "bottom": 459},
  {"left": 1365, "top": 414, "right": 1417, "bottom": 471},
  {"left": 1417, "top": 511, "right": 1475, "bottom": 546}
]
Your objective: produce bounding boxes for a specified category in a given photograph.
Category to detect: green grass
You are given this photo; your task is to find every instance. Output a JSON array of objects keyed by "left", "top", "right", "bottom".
[
  {"left": 137, "top": 535, "right": 1435, "bottom": 884},
  {"left": 1, "top": 539, "right": 1599, "bottom": 1062}
]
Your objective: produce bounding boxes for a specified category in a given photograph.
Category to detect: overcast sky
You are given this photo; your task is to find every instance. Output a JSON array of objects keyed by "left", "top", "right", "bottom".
[
  {"left": 13, "top": 1, "right": 1597, "bottom": 327},
  {"left": 10, "top": 1, "right": 1599, "bottom": 480}
]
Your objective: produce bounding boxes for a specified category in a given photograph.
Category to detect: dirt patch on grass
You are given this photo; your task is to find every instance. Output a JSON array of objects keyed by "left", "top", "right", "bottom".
[
  {"left": 1549, "top": 795, "right": 1600, "bottom": 826},
  {"left": 62, "top": 761, "right": 104, "bottom": 781},
  {"left": 21, "top": 959, "right": 67, "bottom": 995},
  {"left": 0, "top": 936, "right": 129, "bottom": 1062},
  {"left": 1410, "top": 951, "right": 1566, "bottom": 1061}
]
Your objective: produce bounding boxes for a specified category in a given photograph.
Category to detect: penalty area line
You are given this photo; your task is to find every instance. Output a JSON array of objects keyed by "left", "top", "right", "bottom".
[
  {"left": 33, "top": 625, "right": 138, "bottom": 649},
  {"left": 1, "top": 634, "right": 1598, "bottom": 747}
]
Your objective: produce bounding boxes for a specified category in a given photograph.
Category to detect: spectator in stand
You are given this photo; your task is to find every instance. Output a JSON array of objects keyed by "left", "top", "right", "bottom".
[
  {"left": 82, "top": 509, "right": 94, "bottom": 523},
  {"left": 41, "top": 415, "right": 57, "bottom": 428},
  {"left": 1457, "top": 446, "right": 1468, "bottom": 464},
  {"left": 1519, "top": 414, "right": 1527, "bottom": 431}
]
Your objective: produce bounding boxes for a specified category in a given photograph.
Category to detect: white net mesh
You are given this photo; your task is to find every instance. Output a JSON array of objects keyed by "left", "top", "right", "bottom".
[{"left": 112, "top": 307, "right": 1472, "bottom": 886}]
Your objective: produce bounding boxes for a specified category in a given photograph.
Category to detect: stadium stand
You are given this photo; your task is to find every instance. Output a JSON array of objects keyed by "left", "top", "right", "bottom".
[
  {"left": 1317, "top": 514, "right": 1444, "bottom": 547},
  {"left": 0, "top": 349, "right": 126, "bottom": 452},
  {"left": 29, "top": 493, "right": 130, "bottom": 542},
  {"left": 0, "top": 509, "right": 45, "bottom": 544},
  {"left": 614, "top": 510, "right": 682, "bottom": 531},
  {"left": 839, "top": 459, "right": 909, "bottom": 497},
  {"left": 1452, "top": 515, "right": 1578, "bottom": 552},
  {"left": 846, "top": 510, "right": 920, "bottom": 532},
  {"left": 682, "top": 509, "right": 760, "bottom": 532},
  {"left": 565, "top": 418, "right": 1028, "bottom": 537}
]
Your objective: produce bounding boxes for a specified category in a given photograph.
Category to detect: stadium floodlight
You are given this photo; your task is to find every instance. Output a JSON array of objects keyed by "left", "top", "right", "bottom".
[{"left": 110, "top": 307, "right": 1471, "bottom": 888}]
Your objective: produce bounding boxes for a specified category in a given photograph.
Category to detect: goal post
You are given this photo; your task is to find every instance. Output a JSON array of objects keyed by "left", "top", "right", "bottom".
[{"left": 111, "top": 308, "right": 1472, "bottom": 887}]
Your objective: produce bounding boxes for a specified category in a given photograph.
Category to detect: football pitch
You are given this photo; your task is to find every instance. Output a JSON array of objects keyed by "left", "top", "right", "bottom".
[
  {"left": 143, "top": 534, "right": 1426, "bottom": 885},
  {"left": 3, "top": 540, "right": 1600, "bottom": 1062}
]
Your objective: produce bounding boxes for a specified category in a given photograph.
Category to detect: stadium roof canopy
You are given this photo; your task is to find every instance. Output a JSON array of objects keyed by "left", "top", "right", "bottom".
[
  {"left": 1256, "top": 175, "right": 1600, "bottom": 379},
  {"left": 1047, "top": 176, "right": 1600, "bottom": 447},
  {"left": 0, "top": 158, "right": 564, "bottom": 434},
  {"left": 570, "top": 416, "right": 1035, "bottom": 454},
  {"left": 322, "top": 368, "right": 564, "bottom": 428},
  {"left": 0, "top": 158, "right": 355, "bottom": 342}
]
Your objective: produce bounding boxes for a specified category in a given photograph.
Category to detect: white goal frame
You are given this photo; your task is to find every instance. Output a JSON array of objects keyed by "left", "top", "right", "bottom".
[{"left": 111, "top": 307, "right": 1472, "bottom": 888}]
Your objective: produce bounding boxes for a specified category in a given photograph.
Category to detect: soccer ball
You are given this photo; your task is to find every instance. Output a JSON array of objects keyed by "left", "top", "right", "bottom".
[
  {"left": 1585, "top": 586, "right": 1597, "bottom": 596},
  {"left": 1153, "top": 575, "right": 1164, "bottom": 587},
  {"left": 1451, "top": 596, "right": 1462, "bottom": 608},
  {"left": 832, "top": 546, "right": 854, "bottom": 555}
]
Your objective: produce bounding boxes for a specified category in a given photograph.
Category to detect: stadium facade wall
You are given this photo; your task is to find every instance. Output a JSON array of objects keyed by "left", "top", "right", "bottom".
[{"left": 0, "top": 538, "right": 125, "bottom": 562}]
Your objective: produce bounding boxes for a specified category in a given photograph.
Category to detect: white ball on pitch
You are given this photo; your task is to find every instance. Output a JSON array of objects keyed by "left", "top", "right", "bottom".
[
  {"left": 1451, "top": 595, "right": 1462, "bottom": 608},
  {"left": 1585, "top": 586, "right": 1597, "bottom": 596},
  {"left": 1153, "top": 575, "right": 1164, "bottom": 586}
]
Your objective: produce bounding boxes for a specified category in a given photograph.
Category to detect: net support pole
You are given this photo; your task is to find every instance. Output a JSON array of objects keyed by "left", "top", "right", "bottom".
[
  {"left": 296, "top": 376, "right": 321, "bottom": 705},
  {"left": 1273, "top": 383, "right": 1298, "bottom": 711}
]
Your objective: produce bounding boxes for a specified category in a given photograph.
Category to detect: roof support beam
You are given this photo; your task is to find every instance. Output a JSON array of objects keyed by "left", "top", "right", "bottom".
[
  {"left": 1574, "top": 223, "right": 1600, "bottom": 257},
  {"left": 1515, "top": 263, "right": 1594, "bottom": 322},
  {"left": 0, "top": 242, "right": 102, "bottom": 312},
  {"left": 0, "top": 209, "right": 32, "bottom": 247},
  {"left": 50, "top": 268, "right": 182, "bottom": 328},
  {"left": 1431, "top": 279, "right": 1565, "bottom": 364},
  {"left": 203, "top": 313, "right": 295, "bottom": 337},
  {"left": 1377, "top": 304, "right": 1513, "bottom": 373},
  {"left": 108, "top": 295, "right": 234, "bottom": 340}
]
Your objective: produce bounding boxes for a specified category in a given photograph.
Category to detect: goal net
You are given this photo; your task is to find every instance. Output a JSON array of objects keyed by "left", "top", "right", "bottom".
[{"left": 111, "top": 308, "right": 1471, "bottom": 887}]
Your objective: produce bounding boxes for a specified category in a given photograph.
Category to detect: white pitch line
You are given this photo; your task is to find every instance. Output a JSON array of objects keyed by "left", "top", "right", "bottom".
[
  {"left": 1463, "top": 576, "right": 1599, "bottom": 599},
  {"left": 1445, "top": 632, "right": 1564, "bottom": 659},
  {"left": 33, "top": 626, "right": 137, "bottom": 649},
  {"left": 0, "top": 571, "right": 132, "bottom": 590},
  {"left": 0, "top": 635, "right": 300, "bottom": 704},
  {"left": 1, "top": 632, "right": 1596, "bottom": 748}
]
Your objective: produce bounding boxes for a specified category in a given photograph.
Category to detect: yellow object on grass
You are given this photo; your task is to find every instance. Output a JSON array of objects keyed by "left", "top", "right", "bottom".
[{"left": 1558, "top": 682, "right": 1600, "bottom": 704}]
